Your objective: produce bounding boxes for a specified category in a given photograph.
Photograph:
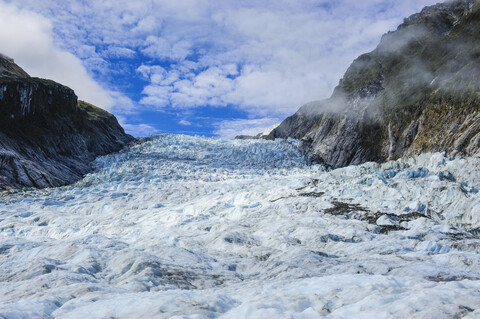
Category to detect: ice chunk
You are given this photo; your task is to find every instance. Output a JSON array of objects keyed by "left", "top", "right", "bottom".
[
  {"left": 0, "top": 137, "right": 479, "bottom": 318},
  {"left": 376, "top": 215, "right": 397, "bottom": 226}
]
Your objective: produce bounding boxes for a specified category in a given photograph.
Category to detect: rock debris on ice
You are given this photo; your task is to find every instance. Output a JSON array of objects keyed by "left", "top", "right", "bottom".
[{"left": 0, "top": 134, "right": 480, "bottom": 318}]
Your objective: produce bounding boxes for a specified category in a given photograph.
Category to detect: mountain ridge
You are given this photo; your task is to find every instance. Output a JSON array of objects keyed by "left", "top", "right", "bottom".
[
  {"left": 268, "top": 0, "right": 480, "bottom": 168},
  {"left": 0, "top": 56, "right": 134, "bottom": 189}
]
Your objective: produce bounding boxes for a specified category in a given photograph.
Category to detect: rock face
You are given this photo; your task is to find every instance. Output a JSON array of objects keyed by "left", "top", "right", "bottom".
[
  {"left": 0, "top": 57, "right": 134, "bottom": 189},
  {"left": 269, "top": 0, "right": 480, "bottom": 168},
  {"left": 0, "top": 55, "right": 29, "bottom": 78}
]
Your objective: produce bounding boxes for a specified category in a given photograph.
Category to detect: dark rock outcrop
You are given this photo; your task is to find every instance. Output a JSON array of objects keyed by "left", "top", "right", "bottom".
[
  {"left": 0, "top": 57, "right": 134, "bottom": 189},
  {"left": 0, "top": 54, "right": 29, "bottom": 78},
  {"left": 269, "top": 0, "right": 480, "bottom": 168}
]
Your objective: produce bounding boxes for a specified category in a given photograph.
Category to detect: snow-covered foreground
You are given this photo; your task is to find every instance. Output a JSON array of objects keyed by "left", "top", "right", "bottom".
[{"left": 1, "top": 134, "right": 480, "bottom": 318}]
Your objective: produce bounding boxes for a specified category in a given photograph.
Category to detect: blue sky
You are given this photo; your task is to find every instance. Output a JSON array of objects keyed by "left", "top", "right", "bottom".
[{"left": 0, "top": 0, "right": 438, "bottom": 138}]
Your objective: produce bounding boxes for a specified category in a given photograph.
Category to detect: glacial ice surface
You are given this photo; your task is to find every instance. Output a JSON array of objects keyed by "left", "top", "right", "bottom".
[{"left": 1, "top": 134, "right": 480, "bottom": 318}]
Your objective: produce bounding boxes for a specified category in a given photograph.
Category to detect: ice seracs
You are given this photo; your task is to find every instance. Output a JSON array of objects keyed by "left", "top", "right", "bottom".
[{"left": 0, "top": 134, "right": 479, "bottom": 318}]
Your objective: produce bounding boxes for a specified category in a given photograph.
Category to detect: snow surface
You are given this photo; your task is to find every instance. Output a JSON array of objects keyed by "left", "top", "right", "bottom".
[{"left": 1, "top": 134, "right": 480, "bottom": 318}]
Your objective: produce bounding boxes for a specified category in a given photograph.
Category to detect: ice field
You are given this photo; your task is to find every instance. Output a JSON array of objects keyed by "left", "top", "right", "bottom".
[{"left": 1, "top": 134, "right": 480, "bottom": 318}]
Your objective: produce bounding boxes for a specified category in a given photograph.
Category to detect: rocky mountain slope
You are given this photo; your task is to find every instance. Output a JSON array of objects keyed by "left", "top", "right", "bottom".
[
  {"left": 0, "top": 56, "right": 134, "bottom": 189},
  {"left": 269, "top": 0, "right": 480, "bottom": 168}
]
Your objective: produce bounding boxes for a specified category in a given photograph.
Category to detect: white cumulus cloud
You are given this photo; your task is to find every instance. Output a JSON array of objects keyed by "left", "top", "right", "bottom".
[
  {"left": 4, "top": 0, "right": 440, "bottom": 136},
  {"left": 0, "top": 1, "right": 115, "bottom": 109}
]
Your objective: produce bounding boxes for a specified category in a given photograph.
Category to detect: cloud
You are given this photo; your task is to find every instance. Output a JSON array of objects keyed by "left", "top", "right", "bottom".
[
  {"left": 7, "top": 0, "right": 440, "bottom": 127},
  {"left": 0, "top": 0, "right": 151, "bottom": 134},
  {"left": 122, "top": 123, "right": 158, "bottom": 137},
  {"left": 120, "top": 0, "right": 438, "bottom": 117},
  {"left": 117, "top": 116, "right": 159, "bottom": 137},
  {"left": 214, "top": 118, "right": 282, "bottom": 139},
  {"left": 105, "top": 47, "right": 137, "bottom": 59},
  {"left": 0, "top": 1, "right": 116, "bottom": 109},
  {"left": 179, "top": 120, "right": 192, "bottom": 126},
  {"left": 142, "top": 36, "right": 192, "bottom": 61}
]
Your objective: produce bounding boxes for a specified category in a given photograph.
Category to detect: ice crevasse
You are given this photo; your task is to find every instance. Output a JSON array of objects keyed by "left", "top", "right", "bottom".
[{"left": 0, "top": 134, "right": 480, "bottom": 318}]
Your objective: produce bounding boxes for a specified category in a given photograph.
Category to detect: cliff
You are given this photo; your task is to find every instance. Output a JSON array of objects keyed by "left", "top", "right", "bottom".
[
  {"left": 269, "top": 0, "right": 480, "bottom": 168},
  {"left": 0, "top": 57, "right": 134, "bottom": 189}
]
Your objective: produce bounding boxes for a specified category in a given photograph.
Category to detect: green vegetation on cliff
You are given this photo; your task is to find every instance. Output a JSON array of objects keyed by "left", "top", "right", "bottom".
[
  {"left": 0, "top": 54, "right": 29, "bottom": 78},
  {"left": 271, "top": 0, "right": 480, "bottom": 168}
]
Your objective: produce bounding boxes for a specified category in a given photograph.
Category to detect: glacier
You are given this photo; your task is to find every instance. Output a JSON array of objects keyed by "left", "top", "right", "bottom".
[{"left": 0, "top": 134, "right": 480, "bottom": 318}]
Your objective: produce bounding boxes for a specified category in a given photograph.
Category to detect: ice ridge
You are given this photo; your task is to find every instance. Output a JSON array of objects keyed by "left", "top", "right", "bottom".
[{"left": 0, "top": 134, "right": 479, "bottom": 318}]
